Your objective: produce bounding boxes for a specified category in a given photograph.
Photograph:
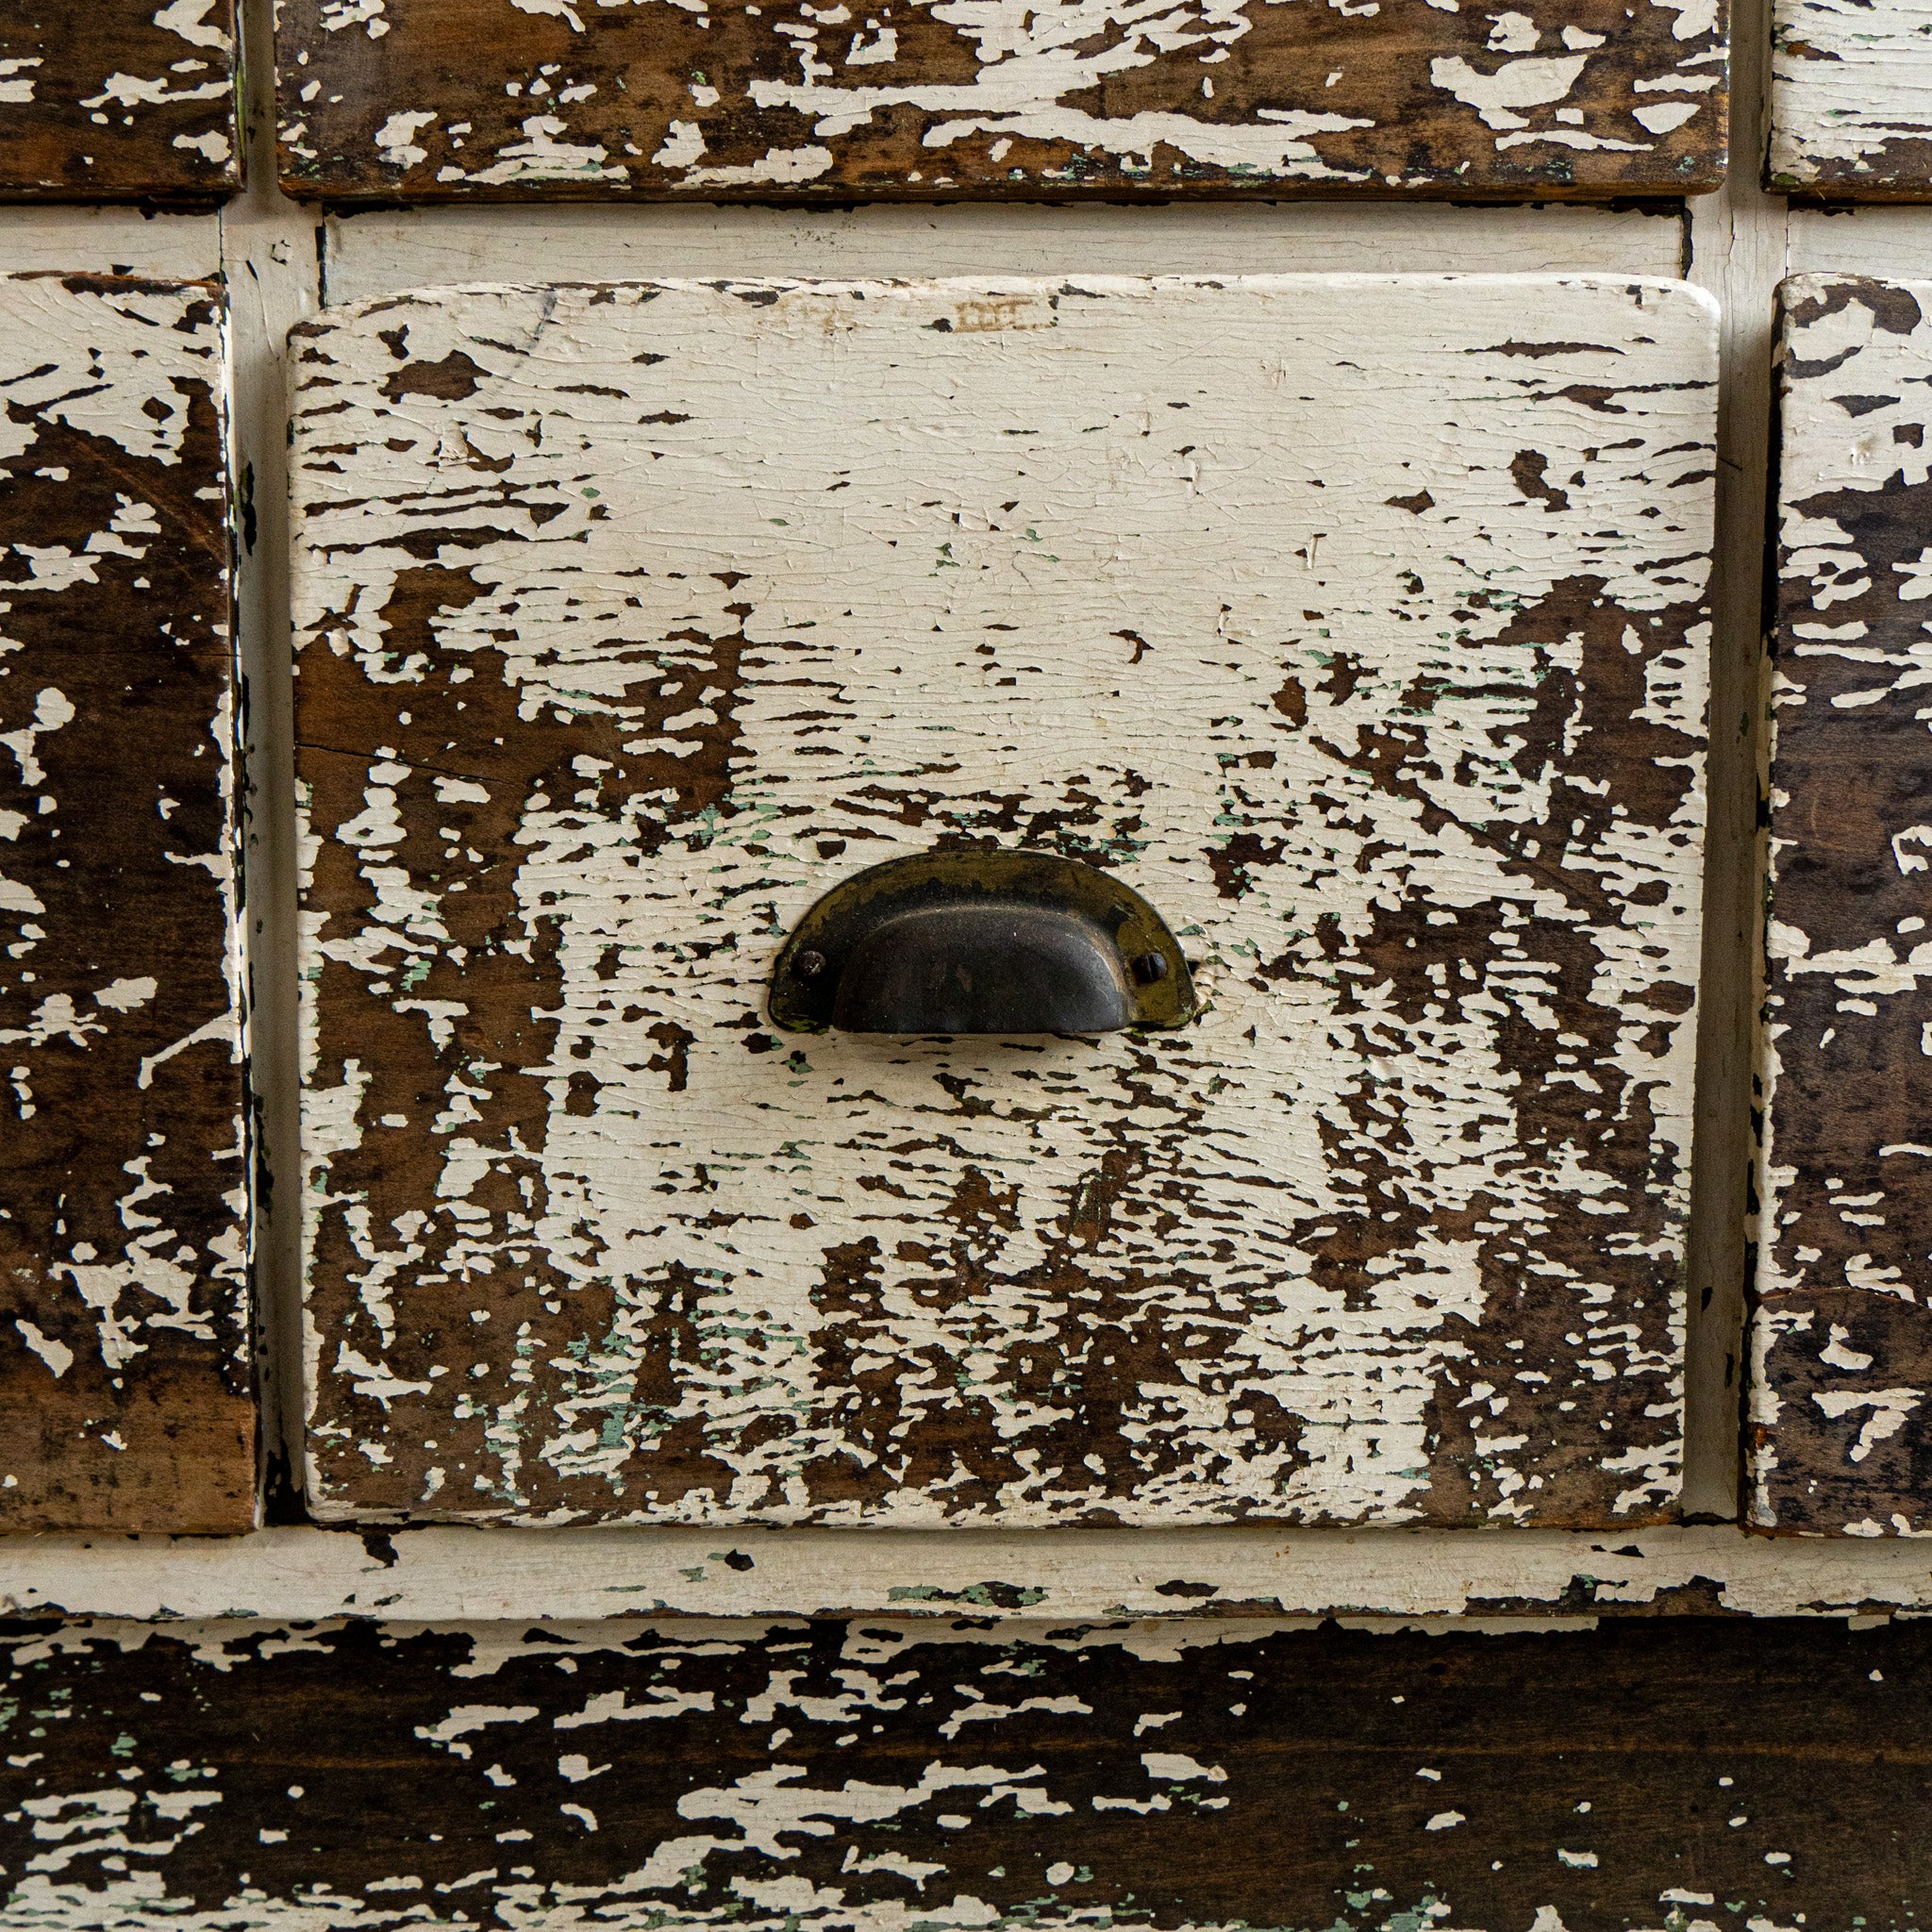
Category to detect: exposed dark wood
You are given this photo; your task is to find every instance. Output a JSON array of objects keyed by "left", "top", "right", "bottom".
[
  {"left": 275, "top": 0, "right": 1727, "bottom": 204},
  {"left": 0, "top": 274, "right": 252, "bottom": 1532},
  {"left": 2, "top": 1613, "right": 1927, "bottom": 1925},
  {"left": 0, "top": 0, "right": 239, "bottom": 203},
  {"left": 1755, "top": 275, "right": 1932, "bottom": 1534}
]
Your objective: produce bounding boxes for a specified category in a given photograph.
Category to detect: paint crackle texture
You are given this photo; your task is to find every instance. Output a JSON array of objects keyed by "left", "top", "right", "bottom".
[
  {"left": 0, "top": 275, "right": 250, "bottom": 1533},
  {"left": 1771, "top": 0, "right": 1932, "bottom": 196},
  {"left": 293, "top": 274, "right": 1715, "bottom": 1529},
  {"left": 1753, "top": 275, "right": 1932, "bottom": 1536},
  {"left": 275, "top": 0, "right": 1727, "bottom": 203},
  {"left": 2, "top": 1614, "right": 1929, "bottom": 1927},
  {"left": 0, "top": 1, "right": 238, "bottom": 202}
]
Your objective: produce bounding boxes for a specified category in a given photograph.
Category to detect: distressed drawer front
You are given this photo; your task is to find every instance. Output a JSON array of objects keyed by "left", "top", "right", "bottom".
[
  {"left": 292, "top": 274, "right": 1715, "bottom": 1528},
  {"left": 0, "top": 0, "right": 238, "bottom": 202},
  {"left": 1771, "top": 0, "right": 1932, "bottom": 197},
  {"left": 1755, "top": 276, "right": 1932, "bottom": 1535},
  {"left": 4, "top": 1615, "right": 1926, "bottom": 1924},
  {"left": 275, "top": 0, "right": 1727, "bottom": 204},
  {"left": 0, "top": 275, "right": 250, "bottom": 1532}
]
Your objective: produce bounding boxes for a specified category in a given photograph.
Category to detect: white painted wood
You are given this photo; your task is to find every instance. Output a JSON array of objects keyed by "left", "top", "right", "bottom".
[
  {"left": 7, "top": 1523, "right": 1932, "bottom": 1623},
  {"left": 1771, "top": 0, "right": 1932, "bottom": 192},
  {"left": 320, "top": 202, "right": 1687, "bottom": 309},
  {"left": 292, "top": 272, "right": 1716, "bottom": 1530},
  {"left": 0, "top": 206, "right": 221, "bottom": 280}
]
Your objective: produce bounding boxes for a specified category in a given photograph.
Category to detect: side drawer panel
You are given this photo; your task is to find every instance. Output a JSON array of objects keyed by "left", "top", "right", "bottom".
[
  {"left": 1771, "top": 0, "right": 1932, "bottom": 198},
  {"left": 1754, "top": 275, "right": 1932, "bottom": 1533},
  {"left": 0, "top": 275, "right": 251, "bottom": 1532}
]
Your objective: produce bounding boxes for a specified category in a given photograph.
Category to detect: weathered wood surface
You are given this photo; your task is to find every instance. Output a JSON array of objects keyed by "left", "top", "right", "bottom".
[
  {"left": 1754, "top": 275, "right": 1932, "bottom": 1536},
  {"left": 1771, "top": 0, "right": 1932, "bottom": 197},
  {"left": 275, "top": 0, "right": 1729, "bottom": 204},
  {"left": 0, "top": 1, "right": 238, "bottom": 203},
  {"left": 3, "top": 1613, "right": 1927, "bottom": 1927},
  {"left": 292, "top": 275, "right": 1715, "bottom": 1530},
  {"left": 0, "top": 275, "right": 251, "bottom": 1532}
]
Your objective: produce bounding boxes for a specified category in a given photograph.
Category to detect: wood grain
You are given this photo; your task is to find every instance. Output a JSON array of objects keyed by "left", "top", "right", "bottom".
[
  {"left": 0, "top": 275, "right": 251, "bottom": 1533},
  {"left": 1771, "top": 0, "right": 1932, "bottom": 197},
  {"left": 1753, "top": 275, "right": 1932, "bottom": 1535},
  {"left": 0, "top": 1, "right": 238, "bottom": 203},
  {"left": 2, "top": 1612, "right": 1927, "bottom": 1925},
  {"left": 292, "top": 274, "right": 1716, "bottom": 1530},
  {"left": 275, "top": 0, "right": 1728, "bottom": 203}
]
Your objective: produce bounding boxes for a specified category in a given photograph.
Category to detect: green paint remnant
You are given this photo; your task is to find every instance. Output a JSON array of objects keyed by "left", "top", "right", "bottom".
[
  {"left": 108, "top": 1732, "right": 137, "bottom": 1758},
  {"left": 886, "top": 1581, "right": 1049, "bottom": 1609}
]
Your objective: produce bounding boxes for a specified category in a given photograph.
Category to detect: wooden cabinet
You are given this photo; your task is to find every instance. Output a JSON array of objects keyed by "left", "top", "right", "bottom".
[
  {"left": 0, "top": 1, "right": 238, "bottom": 202},
  {"left": 291, "top": 273, "right": 1716, "bottom": 1529},
  {"left": 0, "top": 274, "right": 251, "bottom": 1532},
  {"left": 274, "top": 0, "right": 1728, "bottom": 204},
  {"left": 1754, "top": 275, "right": 1932, "bottom": 1535}
]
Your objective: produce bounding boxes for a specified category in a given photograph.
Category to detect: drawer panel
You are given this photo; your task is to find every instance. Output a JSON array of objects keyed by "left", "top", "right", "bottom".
[
  {"left": 275, "top": 0, "right": 1728, "bottom": 204},
  {"left": 1755, "top": 275, "right": 1932, "bottom": 1534},
  {"left": 0, "top": 275, "right": 250, "bottom": 1531},
  {"left": 0, "top": 0, "right": 238, "bottom": 202},
  {"left": 291, "top": 274, "right": 1716, "bottom": 1528},
  {"left": 4, "top": 1614, "right": 1925, "bottom": 1924},
  {"left": 1771, "top": 0, "right": 1932, "bottom": 198}
]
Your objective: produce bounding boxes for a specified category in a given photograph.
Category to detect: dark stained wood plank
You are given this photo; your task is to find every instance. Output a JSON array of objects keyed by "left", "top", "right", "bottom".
[
  {"left": 0, "top": 274, "right": 252, "bottom": 1532},
  {"left": 3, "top": 1613, "right": 1927, "bottom": 1923},
  {"left": 275, "top": 0, "right": 1727, "bottom": 204},
  {"left": 291, "top": 275, "right": 1715, "bottom": 1529},
  {"left": 0, "top": 1, "right": 239, "bottom": 203},
  {"left": 1753, "top": 274, "right": 1932, "bottom": 1535}
]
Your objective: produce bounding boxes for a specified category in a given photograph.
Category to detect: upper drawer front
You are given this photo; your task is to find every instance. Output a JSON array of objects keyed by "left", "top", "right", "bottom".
[
  {"left": 0, "top": 0, "right": 239, "bottom": 202},
  {"left": 292, "top": 274, "right": 1716, "bottom": 1529},
  {"left": 275, "top": 2, "right": 1728, "bottom": 203},
  {"left": 1754, "top": 276, "right": 1932, "bottom": 1535},
  {"left": 1771, "top": 0, "right": 1932, "bottom": 196},
  {"left": 0, "top": 275, "right": 250, "bottom": 1531}
]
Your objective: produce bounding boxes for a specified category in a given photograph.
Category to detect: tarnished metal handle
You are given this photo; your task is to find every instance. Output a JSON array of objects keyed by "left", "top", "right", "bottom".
[{"left": 770, "top": 849, "right": 1197, "bottom": 1038}]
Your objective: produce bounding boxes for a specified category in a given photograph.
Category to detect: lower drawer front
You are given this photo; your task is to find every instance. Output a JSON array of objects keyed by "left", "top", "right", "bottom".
[{"left": 291, "top": 274, "right": 1716, "bottom": 1527}]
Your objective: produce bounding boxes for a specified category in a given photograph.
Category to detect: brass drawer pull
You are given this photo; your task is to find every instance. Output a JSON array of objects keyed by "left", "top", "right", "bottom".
[{"left": 770, "top": 850, "right": 1197, "bottom": 1039}]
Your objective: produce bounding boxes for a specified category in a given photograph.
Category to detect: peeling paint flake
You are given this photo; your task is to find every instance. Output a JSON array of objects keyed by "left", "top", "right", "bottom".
[{"left": 293, "top": 273, "right": 1715, "bottom": 1531}]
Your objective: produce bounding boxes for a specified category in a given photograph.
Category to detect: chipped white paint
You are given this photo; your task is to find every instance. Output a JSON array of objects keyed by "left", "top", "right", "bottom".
[
  {"left": 277, "top": 0, "right": 1724, "bottom": 199},
  {"left": 1751, "top": 275, "right": 1932, "bottom": 1533},
  {"left": 1771, "top": 0, "right": 1932, "bottom": 191},
  {"left": 291, "top": 274, "right": 1715, "bottom": 1528}
]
